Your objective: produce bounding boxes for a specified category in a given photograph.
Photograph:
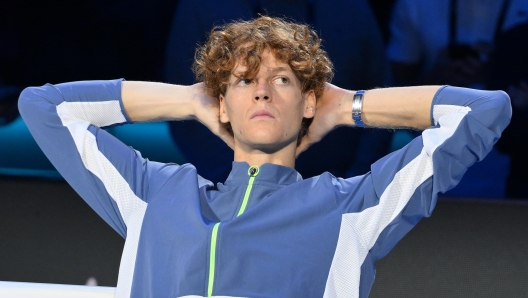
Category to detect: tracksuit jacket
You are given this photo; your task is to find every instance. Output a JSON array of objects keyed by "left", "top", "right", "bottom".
[{"left": 18, "top": 79, "right": 511, "bottom": 298}]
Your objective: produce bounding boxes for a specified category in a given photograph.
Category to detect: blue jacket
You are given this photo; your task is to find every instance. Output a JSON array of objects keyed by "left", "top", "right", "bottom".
[{"left": 18, "top": 80, "right": 511, "bottom": 298}]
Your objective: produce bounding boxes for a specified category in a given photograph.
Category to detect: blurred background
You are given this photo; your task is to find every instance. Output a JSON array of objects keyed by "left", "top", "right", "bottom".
[{"left": 0, "top": 0, "right": 527, "bottom": 296}]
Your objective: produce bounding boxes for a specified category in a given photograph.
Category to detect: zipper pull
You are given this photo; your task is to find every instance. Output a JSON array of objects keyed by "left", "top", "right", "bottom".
[
  {"left": 248, "top": 166, "right": 260, "bottom": 177},
  {"left": 237, "top": 166, "right": 260, "bottom": 217}
]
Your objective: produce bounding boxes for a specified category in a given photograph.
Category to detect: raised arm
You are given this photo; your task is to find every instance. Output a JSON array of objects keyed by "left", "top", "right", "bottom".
[
  {"left": 122, "top": 81, "right": 234, "bottom": 147},
  {"left": 316, "top": 84, "right": 511, "bottom": 296},
  {"left": 120, "top": 81, "right": 195, "bottom": 122},
  {"left": 297, "top": 84, "right": 440, "bottom": 154},
  {"left": 18, "top": 80, "right": 229, "bottom": 237}
]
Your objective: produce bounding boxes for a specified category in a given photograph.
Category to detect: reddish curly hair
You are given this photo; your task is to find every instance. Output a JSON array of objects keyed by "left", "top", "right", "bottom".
[{"left": 193, "top": 16, "right": 334, "bottom": 98}]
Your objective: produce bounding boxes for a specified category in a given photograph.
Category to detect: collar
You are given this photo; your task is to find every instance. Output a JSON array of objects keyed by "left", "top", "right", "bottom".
[{"left": 224, "top": 161, "right": 303, "bottom": 186}]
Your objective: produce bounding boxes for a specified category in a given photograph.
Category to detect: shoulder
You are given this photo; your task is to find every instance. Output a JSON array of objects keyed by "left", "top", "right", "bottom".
[{"left": 147, "top": 162, "right": 214, "bottom": 200}]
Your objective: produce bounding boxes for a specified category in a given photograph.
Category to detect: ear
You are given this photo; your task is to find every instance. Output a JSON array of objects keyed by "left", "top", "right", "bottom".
[
  {"left": 302, "top": 90, "right": 316, "bottom": 119},
  {"left": 219, "top": 94, "right": 230, "bottom": 123}
]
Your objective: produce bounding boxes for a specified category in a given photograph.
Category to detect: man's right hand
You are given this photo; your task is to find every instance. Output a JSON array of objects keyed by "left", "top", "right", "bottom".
[{"left": 189, "top": 83, "right": 235, "bottom": 149}]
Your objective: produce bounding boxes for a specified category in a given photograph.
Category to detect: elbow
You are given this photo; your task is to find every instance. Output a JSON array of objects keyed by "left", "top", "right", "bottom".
[
  {"left": 493, "top": 90, "right": 513, "bottom": 130},
  {"left": 18, "top": 84, "right": 58, "bottom": 123},
  {"left": 497, "top": 90, "right": 512, "bottom": 120},
  {"left": 482, "top": 90, "right": 512, "bottom": 137},
  {"left": 18, "top": 87, "right": 39, "bottom": 119}
]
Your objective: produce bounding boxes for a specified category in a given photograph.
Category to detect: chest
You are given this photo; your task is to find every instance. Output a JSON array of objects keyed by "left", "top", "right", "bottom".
[{"left": 134, "top": 183, "right": 342, "bottom": 296}]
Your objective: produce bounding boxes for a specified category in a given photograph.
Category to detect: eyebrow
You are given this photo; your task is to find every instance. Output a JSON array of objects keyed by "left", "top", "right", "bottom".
[
  {"left": 231, "top": 66, "right": 290, "bottom": 78},
  {"left": 267, "top": 66, "right": 289, "bottom": 75}
]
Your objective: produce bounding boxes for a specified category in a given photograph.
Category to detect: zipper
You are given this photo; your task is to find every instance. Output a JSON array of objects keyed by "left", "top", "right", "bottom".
[
  {"left": 237, "top": 166, "right": 260, "bottom": 216},
  {"left": 207, "top": 222, "right": 220, "bottom": 298},
  {"left": 206, "top": 165, "right": 259, "bottom": 298}
]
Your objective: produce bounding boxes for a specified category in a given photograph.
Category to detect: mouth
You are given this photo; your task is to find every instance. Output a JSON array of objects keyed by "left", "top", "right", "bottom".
[{"left": 250, "top": 109, "right": 275, "bottom": 119}]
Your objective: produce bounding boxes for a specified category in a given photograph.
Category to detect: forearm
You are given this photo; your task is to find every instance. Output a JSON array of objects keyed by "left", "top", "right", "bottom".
[
  {"left": 122, "top": 81, "right": 195, "bottom": 122},
  {"left": 336, "top": 85, "right": 441, "bottom": 130}
]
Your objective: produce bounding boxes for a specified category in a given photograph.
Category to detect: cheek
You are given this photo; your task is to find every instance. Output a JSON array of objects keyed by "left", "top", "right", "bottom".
[
  {"left": 285, "top": 94, "right": 307, "bottom": 120},
  {"left": 224, "top": 100, "right": 249, "bottom": 134},
  {"left": 281, "top": 98, "right": 306, "bottom": 136},
  {"left": 222, "top": 95, "right": 242, "bottom": 123}
]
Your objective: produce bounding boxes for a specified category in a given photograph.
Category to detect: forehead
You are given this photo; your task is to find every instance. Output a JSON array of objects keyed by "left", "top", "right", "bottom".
[{"left": 232, "top": 48, "right": 292, "bottom": 75}]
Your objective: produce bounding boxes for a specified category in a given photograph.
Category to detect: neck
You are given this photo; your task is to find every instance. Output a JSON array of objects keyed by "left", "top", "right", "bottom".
[{"left": 233, "top": 141, "right": 297, "bottom": 168}]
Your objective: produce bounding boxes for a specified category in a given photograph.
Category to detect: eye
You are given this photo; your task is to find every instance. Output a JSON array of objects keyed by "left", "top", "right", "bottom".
[
  {"left": 236, "top": 78, "right": 253, "bottom": 86},
  {"left": 273, "top": 77, "right": 289, "bottom": 85}
]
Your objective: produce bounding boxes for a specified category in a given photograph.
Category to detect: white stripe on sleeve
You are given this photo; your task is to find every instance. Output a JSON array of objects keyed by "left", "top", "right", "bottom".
[
  {"left": 57, "top": 101, "right": 147, "bottom": 297},
  {"left": 323, "top": 104, "right": 470, "bottom": 297}
]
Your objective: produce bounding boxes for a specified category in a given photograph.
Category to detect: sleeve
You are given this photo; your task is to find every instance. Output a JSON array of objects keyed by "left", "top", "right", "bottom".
[
  {"left": 386, "top": 0, "right": 423, "bottom": 64},
  {"left": 331, "top": 86, "right": 511, "bottom": 261},
  {"left": 17, "top": 80, "right": 181, "bottom": 238}
]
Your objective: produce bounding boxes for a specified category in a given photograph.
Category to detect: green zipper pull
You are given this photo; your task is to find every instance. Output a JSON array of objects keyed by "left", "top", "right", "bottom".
[
  {"left": 236, "top": 165, "right": 259, "bottom": 217},
  {"left": 248, "top": 165, "right": 259, "bottom": 177}
]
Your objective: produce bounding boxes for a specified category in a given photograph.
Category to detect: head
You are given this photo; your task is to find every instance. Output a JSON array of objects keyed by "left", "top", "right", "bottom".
[{"left": 193, "top": 16, "right": 333, "bottom": 153}]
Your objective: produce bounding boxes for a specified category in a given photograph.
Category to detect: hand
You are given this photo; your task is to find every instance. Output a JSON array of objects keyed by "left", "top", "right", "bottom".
[
  {"left": 189, "top": 83, "right": 235, "bottom": 149},
  {"left": 296, "top": 83, "right": 352, "bottom": 156}
]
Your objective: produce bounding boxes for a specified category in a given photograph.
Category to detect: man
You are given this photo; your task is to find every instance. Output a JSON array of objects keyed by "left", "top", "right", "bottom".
[
  {"left": 19, "top": 16, "right": 510, "bottom": 297},
  {"left": 165, "top": 0, "right": 393, "bottom": 182}
]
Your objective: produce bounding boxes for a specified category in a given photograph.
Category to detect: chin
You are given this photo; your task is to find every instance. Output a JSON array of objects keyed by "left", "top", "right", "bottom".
[
  {"left": 237, "top": 126, "right": 299, "bottom": 153},
  {"left": 247, "top": 136, "right": 297, "bottom": 154},
  {"left": 250, "top": 142, "right": 282, "bottom": 154}
]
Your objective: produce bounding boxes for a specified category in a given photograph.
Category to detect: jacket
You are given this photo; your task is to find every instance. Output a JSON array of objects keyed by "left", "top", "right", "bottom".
[{"left": 18, "top": 79, "right": 511, "bottom": 297}]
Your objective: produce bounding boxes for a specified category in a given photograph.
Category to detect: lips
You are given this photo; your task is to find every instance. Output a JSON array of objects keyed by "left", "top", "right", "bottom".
[{"left": 250, "top": 109, "right": 275, "bottom": 119}]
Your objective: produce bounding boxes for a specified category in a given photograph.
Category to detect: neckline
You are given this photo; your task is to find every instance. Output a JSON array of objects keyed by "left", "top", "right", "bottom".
[{"left": 224, "top": 161, "right": 303, "bottom": 186}]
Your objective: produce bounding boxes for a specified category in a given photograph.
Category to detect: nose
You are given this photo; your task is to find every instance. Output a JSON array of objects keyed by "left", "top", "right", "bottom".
[{"left": 254, "top": 81, "right": 270, "bottom": 101}]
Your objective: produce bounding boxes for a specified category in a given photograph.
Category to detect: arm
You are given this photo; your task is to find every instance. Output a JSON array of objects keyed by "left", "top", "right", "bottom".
[
  {"left": 18, "top": 80, "right": 227, "bottom": 237},
  {"left": 120, "top": 81, "right": 194, "bottom": 122},
  {"left": 317, "top": 85, "right": 511, "bottom": 295},
  {"left": 297, "top": 84, "right": 439, "bottom": 154},
  {"left": 121, "top": 81, "right": 234, "bottom": 147},
  {"left": 343, "top": 85, "right": 437, "bottom": 129}
]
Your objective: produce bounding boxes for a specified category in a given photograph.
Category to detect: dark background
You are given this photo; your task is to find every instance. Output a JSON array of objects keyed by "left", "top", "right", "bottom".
[
  {"left": 1, "top": 176, "right": 527, "bottom": 297},
  {"left": 0, "top": 0, "right": 395, "bottom": 86}
]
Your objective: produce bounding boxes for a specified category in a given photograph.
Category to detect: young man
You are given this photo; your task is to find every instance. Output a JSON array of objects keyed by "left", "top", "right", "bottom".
[{"left": 19, "top": 16, "right": 510, "bottom": 298}]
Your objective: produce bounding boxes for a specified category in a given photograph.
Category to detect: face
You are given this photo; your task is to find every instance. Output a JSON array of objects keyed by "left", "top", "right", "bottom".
[{"left": 219, "top": 49, "right": 315, "bottom": 153}]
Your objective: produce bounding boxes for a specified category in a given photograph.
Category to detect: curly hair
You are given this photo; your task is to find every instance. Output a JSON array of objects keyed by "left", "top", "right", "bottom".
[{"left": 193, "top": 16, "right": 334, "bottom": 98}]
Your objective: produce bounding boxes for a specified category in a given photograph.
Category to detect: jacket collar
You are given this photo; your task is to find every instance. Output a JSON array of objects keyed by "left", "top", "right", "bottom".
[{"left": 224, "top": 161, "right": 303, "bottom": 186}]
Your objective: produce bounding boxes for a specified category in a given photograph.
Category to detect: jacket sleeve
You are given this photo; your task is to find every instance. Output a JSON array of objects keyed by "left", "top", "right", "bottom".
[
  {"left": 18, "top": 80, "right": 181, "bottom": 237},
  {"left": 331, "top": 86, "right": 512, "bottom": 260}
]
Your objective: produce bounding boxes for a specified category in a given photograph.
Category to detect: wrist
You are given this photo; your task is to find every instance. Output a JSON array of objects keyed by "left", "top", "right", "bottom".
[
  {"left": 185, "top": 84, "right": 199, "bottom": 118},
  {"left": 174, "top": 84, "right": 202, "bottom": 120},
  {"left": 187, "top": 82, "right": 218, "bottom": 122},
  {"left": 337, "top": 89, "right": 355, "bottom": 126}
]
